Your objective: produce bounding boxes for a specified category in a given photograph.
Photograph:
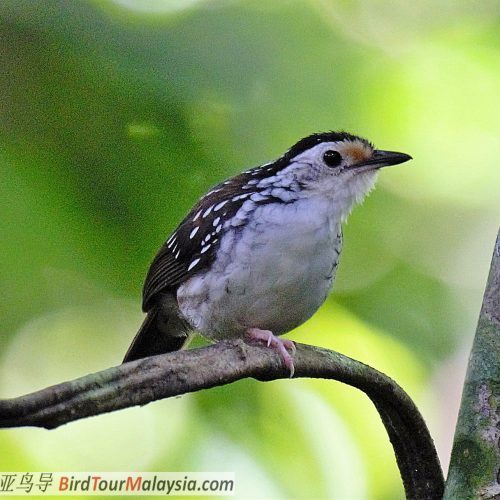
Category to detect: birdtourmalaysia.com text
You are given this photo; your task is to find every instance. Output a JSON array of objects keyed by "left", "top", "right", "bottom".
[{"left": 0, "top": 472, "right": 235, "bottom": 496}]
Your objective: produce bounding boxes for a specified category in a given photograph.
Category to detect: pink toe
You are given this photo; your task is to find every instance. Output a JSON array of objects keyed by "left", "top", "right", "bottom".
[
  {"left": 245, "top": 328, "right": 296, "bottom": 378},
  {"left": 282, "top": 339, "right": 296, "bottom": 355}
]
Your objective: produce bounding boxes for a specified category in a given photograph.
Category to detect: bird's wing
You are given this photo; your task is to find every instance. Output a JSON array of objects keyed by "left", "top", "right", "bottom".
[
  {"left": 142, "top": 215, "right": 218, "bottom": 311},
  {"left": 142, "top": 175, "right": 250, "bottom": 311}
]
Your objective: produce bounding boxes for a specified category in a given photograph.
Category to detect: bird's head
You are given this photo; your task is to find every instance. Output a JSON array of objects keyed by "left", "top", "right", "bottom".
[{"left": 273, "top": 131, "right": 412, "bottom": 219}]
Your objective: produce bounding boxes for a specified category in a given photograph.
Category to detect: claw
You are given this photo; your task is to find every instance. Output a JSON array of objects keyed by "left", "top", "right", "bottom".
[{"left": 246, "top": 328, "right": 296, "bottom": 378}]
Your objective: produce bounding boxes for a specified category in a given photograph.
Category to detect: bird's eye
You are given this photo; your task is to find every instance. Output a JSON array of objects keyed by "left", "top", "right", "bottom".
[{"left": 323, "top": 150, "right": 342, "bottom": 168}]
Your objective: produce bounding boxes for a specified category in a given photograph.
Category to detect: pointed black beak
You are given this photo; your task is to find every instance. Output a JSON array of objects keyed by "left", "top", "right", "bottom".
[{"left": 352, "top": 150, "right": 412, "bottom": 171}]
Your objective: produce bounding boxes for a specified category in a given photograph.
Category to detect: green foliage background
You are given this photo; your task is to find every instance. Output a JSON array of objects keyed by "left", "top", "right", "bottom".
[{"left": 1, "top": 1, "right": 499, "bottom": 498}]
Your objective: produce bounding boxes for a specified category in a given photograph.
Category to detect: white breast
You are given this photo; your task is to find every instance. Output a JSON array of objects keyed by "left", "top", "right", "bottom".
[{"left": 177, "top": 197, "right": 342, "bottom": 340}]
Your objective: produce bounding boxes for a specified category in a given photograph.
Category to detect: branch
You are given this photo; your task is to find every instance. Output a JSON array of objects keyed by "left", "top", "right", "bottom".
[
  {"left": 444, "top": 229, "right": 500, "bottom": 499},
  {"left": 0, "top": 340, "right": 443, "bottom": 498}
]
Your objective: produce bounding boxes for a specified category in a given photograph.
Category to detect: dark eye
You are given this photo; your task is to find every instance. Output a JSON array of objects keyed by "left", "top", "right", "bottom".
[{"left": 323, "top": 150, "right": 342, "bottom": 167}]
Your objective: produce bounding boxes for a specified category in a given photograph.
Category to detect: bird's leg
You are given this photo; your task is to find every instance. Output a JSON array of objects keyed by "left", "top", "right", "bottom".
[{"left": 245, "top": 328, "right": 296, "bottom": 378}]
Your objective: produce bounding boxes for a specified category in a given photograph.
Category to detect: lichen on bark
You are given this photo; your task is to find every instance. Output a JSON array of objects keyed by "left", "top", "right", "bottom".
[{"left": 444, "top": 231, "right": 500, "bottom": 500}]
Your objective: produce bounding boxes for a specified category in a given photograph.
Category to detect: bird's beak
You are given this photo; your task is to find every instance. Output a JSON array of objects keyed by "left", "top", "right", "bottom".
[{"left": 350, "top": 150, "right": 412, "bottom": 172}]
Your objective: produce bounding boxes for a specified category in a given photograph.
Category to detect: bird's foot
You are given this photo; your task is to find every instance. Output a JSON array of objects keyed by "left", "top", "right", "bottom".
[{"left": 245, "top": 328, "right": 296, "bottom": 378}]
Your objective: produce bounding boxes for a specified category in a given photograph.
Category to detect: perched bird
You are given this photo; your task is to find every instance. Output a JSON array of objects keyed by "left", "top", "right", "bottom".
[{"left": 123, "top": 131, "right": 411, "bottom": 375}]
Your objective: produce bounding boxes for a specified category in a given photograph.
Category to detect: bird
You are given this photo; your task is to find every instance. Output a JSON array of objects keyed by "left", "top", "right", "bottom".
[{"left": 123, "top": 131, "right": 412, "bottom": 376}]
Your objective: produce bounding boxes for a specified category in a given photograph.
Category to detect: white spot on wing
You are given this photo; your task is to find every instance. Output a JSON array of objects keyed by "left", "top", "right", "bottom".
[
  {"left": 214, "top": 200, "right": 228, "bottom": 212},
  {"left": 193, "top": 210, "right": 202, "bottom": 222},
  {"left": 200, "top": 244, "right": 211, "bottom": 254},
  {"left": 213, "top": 217, "right": 220, "bottom": 226},
  {"left": 175, "top": 249, "right": 180, "bottom": 259},
  {"left": 203, "top": 205, "right": 214, "bottom": 218},
  {"left": 189, "top": 227, "right": 199, "bottom": 239},
  {"left": 232, "top": 193, "right": 251, "bottom": 202},
  {"left": 188, "top": 258, "right": 200, "bottom": 271},
  {"left": 250, "top": 165, "right": 265, "bottom": 176}
]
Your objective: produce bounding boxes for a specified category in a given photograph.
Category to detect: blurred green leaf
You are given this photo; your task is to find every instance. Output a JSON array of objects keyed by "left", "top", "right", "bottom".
[{"left": 1, "top": 0, "right": 499, "bottom": 497}]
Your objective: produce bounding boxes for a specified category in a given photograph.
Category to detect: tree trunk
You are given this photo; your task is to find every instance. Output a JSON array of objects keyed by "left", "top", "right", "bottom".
[{"left": 444, "top": 229, "right": 500, "bottom": 499}]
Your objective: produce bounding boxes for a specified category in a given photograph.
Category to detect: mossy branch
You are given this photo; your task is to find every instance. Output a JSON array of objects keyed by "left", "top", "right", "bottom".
[{"left": 0, "top": 339, "right": 443, "bottom": 499}]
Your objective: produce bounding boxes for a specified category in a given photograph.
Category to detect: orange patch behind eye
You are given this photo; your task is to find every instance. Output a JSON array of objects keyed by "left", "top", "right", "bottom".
[{"left": 341, "top": 143, "right": 373, "bottom": 163}]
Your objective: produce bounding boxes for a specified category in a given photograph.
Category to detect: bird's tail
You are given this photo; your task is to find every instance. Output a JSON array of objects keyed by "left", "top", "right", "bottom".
[{"left": 122, "top": 295, "right": 191, "bottom": 363}]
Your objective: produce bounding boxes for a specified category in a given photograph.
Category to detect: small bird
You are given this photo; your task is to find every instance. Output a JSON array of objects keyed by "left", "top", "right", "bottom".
[{"left": 123, "top": 131, "right": 411, "bottom": 376}]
